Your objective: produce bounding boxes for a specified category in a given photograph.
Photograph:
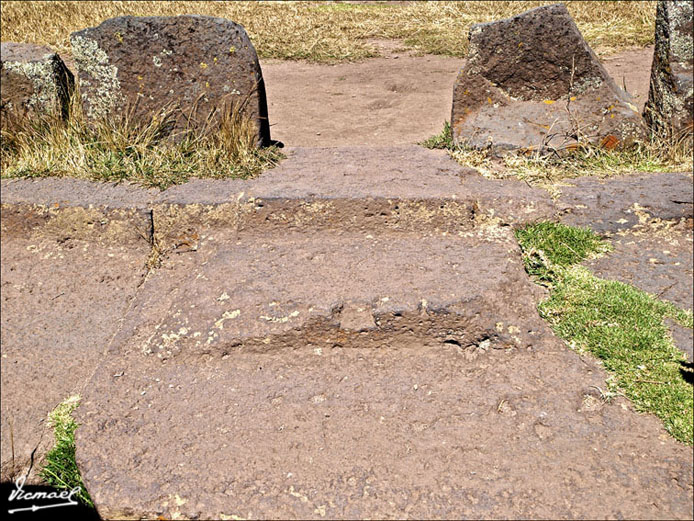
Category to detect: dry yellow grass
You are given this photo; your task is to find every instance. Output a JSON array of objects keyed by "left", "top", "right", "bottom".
[
  {"left": 0, "top": 88, "right": 283, "bottom": 189},
  {"left": 1, "top": 1, "right": 657, "bottom": 63},
  {"left": 422, "top": 122, "right": 693, "bottom": 194}
]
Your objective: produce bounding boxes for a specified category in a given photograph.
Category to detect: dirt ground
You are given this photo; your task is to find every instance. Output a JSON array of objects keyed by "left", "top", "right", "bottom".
[
  {"left": 262, "top": 42, "right": 654, "bottom": 147},
  {"left": 59, "top": 42, "right": 654, "bottom": 148}
]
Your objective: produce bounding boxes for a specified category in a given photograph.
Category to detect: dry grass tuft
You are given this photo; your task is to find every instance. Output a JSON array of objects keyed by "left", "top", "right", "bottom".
[
  {"left": 451, "top": 135, "right": 693, "bottom": 194},
  {"left": 0, "top": 90, "right": 283, "bottom": 190},
  {"left": 423, "top": 121, "right": 693, "bottom": 194},
  {"left": 1, "top": 1, "right": 657, "bottom": 64}
]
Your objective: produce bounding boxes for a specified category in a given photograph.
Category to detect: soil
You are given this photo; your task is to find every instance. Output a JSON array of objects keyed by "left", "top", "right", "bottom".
[
  {"left": 60, "top": 42, "right": 654, "bottom": 148},
  {"left": 261, "top": 43, "right": 654, "bottom": 147}
]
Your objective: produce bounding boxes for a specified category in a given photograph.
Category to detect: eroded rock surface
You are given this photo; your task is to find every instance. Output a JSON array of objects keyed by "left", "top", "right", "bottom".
[
  {"left": 0, "top": 42, "right": 73, "bottom": 130},
  {"left": 0, "top": 217, "right": 150, "bottom": 483},
  {"left": 644, "top": 0, "right": 694, "bottom": 138},
  {"left": 1, "top": 147, "right": 692, "bottom": 519},
  {"left": 451, "top": 4, "right": 645, "bottom": 153},
  {"left": 73, "top": 227, "right": 693, "bottom": 520},
  {"left": 70, "top": 15, "right": 271, "bottom": 144}
]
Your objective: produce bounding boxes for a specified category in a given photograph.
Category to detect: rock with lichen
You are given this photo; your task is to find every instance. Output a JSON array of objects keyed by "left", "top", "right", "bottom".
[
  {"left": 451, "top": 3, "right": 646, "bottom": 154},
  {"left": 643, "top": 0, "right": 693, "bottom": 139},
  {"left": 0, "top": 42, "right": 74, "bottom": 131},
  {"left": 70, "top": 15, "right": 271, "bottom": 145}
]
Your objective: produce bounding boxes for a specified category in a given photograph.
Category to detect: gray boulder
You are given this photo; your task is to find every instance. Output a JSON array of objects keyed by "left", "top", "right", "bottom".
[
  {"left": 70, "top": 15, "right": 271, "bottom": 145},
  {"left": 451, "top": 4, "right": 646, "bottom": 154},
  {"left": 643, "top": 0, "right": 693, "bottom": 139},
  {"left": 0, "top": 42, "right": 74, "bottom": 131}
]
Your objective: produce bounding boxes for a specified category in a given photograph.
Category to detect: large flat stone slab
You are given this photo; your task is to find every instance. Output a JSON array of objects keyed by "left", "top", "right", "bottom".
[
  {"left": 584, "top": 218, "right": 693, "bottom": 311},
  {"left": 78, "top": 345, "right": 693, "bottom": 520},
  {"left": 557, "top": 171, "right": 693, "bottom": 233},
  {"left": 0, "top": 146, "right": 556, "bottom": 245},
  {"left": 73, "top": 231, "right": 693, "bottom": 519},
  {"left": 2, "top": 150, "right": 691, "bottom": 243},
  {"left": 0, "top": 230, "right": 150, "bottom": 482}
]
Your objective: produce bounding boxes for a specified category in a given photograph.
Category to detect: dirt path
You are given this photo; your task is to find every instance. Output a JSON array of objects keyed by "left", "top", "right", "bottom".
[{"left": 262, "top": 44, "right": 654, "bottom": 147}]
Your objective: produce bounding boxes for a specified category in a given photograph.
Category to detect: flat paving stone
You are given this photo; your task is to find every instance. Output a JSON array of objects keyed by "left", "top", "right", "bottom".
[
  {"left": 558, "top": 172, "right": 693, "bottom": 233},
  {"left": 73, "top": 228, "right": 693, "bottom": 520},
  {"left": 584, "top": 218, "right": 693, "bottom": 311},
  {"left": 0, "top": 233, "right": 150, "bottom": 483}
]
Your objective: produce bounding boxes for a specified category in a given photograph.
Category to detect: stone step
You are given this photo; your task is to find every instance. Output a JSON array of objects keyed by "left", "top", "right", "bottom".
[
  {"left": 96, "top": 226, "right": 546, "bottom": 361},
  {"left": 2, "top": 147, "right": 691, "bottom": 246},
  {"left": 72, "top": 227, "right": 694, "bottom": 519},
  {"left": 1, "top": 146, "right": 555, "bottom": 245}
]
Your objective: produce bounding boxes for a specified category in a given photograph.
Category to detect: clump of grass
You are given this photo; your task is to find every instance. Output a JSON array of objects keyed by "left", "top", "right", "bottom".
[
  {"left": 1, "top": 1, "right": 658, "bottom": 64},
  {"left": 423, "top": 121, "right": 693, "bottom": 189},
  {"left": 0, "top": 91, "right": 283, "bottom": 190},
  {"left": 515, "top": 222, "right": 694, "bottom": 443},
  {"left": 515, "top": 221, "right": 610, "bottom": 280},
  {"left": 39, "top": 395, "right": 94, "bottom": 507},
  {"left": 420, "top": 121, "right": 453, "bottom": 150}
]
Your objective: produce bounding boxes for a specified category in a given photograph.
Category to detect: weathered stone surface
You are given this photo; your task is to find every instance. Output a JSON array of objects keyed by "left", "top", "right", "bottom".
[
  {"left": 0, "top": 227, "right": 149, "bottom": 484},
  {"left": 583, "top": 218, "right": 693, "bottom": 311},
  {"left": 451, "top": 4, "right": 645, "bottom": 153},
  {"left": 70, "top": 15, "right": 271, "bottom": 145},
  {"left": 557, "top": 171, "right": 693, "bottom": 233},
  {"left": 0, "top": 42, "right": 74, "bottom": 130},
  {"left": 644, "top": 0, "right": 694, "bottom": 138},
  {"left": 70, "top": 227, "right": 692, "bottom": 520}
]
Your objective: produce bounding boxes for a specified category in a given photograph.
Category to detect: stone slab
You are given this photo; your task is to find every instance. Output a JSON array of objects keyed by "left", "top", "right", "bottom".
[
  {"left": 0, "top": 233, "right": 150, "bottom": 483},
  {"left": 73, "top": 229, "right": 693, "bottom": 519},
  {"left": 583, "top": 218, "right": 692, "bottom": 309},
  {"left": 557, "top": 172, "right": 693, "bottom": 233}
]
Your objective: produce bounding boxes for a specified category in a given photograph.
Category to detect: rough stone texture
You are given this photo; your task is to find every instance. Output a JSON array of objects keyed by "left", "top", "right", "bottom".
[
  {"left": 644, "top": 0, "right": 694, "bottom": 138},
  {"left": 451, "top": 4, "right": 646, "bottom": 153},
  {"left": 70, "top": 15, "right": 271, "bottom": 145},
  {"left": 1, "top": 149, "right": 692, "bottom": 518},
  {"left": 557, "top": 171, "right": 694, "bottom": 233},
  {"left": 0, "top": 42, "right": 74, "bottom": 130},
  {"left": 668, "top": 319, "right": 694, "bottom": 361},
  {"left": 72, "top": 228, "right": 693, "bottom": 519},
  {"left": 0, "top": 229, "right": 149, "bottom": 483},
  {"left": 584, "top": 218, "right": 693, "bottom": 311},
  {"left": 2, "top": 152, "right": 691, "bottom": 242},
  {"left": 1, "top": 146, "right": 557, "bottom": 243}
]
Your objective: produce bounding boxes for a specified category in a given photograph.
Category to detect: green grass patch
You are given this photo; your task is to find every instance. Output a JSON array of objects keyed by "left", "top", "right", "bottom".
[
  {"left": 39, "top": 395, "right": 94, "bottom": 507},
  {"left": 419, "top": 121, "right": 453, "bottom": 150},
  {"left": 514, "top": 221, "right": 610, "bottom": 279},
  {"left": 516, "top": 222, "right": 694, "bottom": 443}
]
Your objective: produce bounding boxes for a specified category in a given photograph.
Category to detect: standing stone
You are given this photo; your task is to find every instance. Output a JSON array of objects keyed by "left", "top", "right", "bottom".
[
  {"left": 0, "top": 42, "right": 74, "bottom": 130},
  {"left": 451, "top": 4, "right": 646, "bottom": 154},
  {"left": 70, "top": 15, "right": 271, "bottom": 145},
  {"left": 644, "top": 1, "right": 693, "bottom": 138}
]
